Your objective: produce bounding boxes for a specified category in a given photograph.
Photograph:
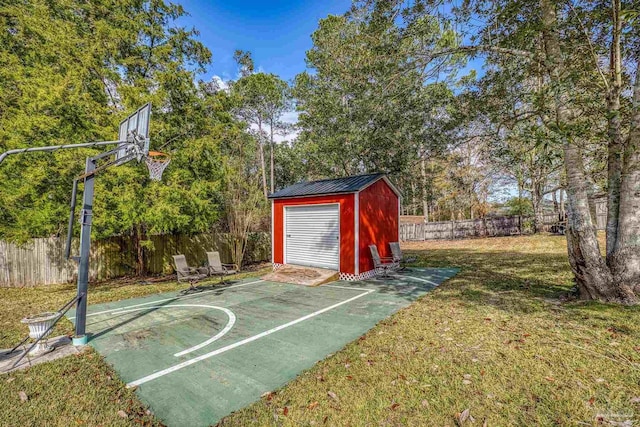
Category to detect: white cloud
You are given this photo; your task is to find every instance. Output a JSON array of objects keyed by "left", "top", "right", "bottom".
[
  {"left": 248, "top": 110, "right": 299, "bottom": 144},
  {"left": 280, "top": 110, "right": 299, "bottom": 124},
  {"left": 210, "top": 75, "right": 230, "bottom": 92}
]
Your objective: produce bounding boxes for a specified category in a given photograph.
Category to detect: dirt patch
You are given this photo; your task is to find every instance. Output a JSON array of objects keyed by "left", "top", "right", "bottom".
[
  {"left": 123, "top": 329, "right": 156, "bottom": 348},
  {"left": 262, "top": 265, "right": 339, "bottom": 286}
]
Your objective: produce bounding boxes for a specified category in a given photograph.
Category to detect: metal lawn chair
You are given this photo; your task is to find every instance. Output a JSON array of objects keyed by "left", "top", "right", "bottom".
[
  {"left": 389, "top": 242, "right": 417, "bottom": 272},
  {"left": 172, "top": 255, "right": 208, "bottom": 292},
  {"left": 206, "top": 251, "right": 238, "bottom": 283},
  {"left": 369, "top": 245, "right": 397, "bottom": 278}
]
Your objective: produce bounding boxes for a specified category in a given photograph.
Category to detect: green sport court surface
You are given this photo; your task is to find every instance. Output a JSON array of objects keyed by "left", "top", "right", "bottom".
[{"left": 67, "top": 267, "right": 458, "bottom": 426}]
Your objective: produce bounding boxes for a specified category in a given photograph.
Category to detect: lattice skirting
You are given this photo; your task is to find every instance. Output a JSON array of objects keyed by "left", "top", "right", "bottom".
[
  {"left": 271, "top": 263, "right": 378, "bottom": 281},
  {"left": 339, "top": 269, "right": 378, "bottom": 281}
]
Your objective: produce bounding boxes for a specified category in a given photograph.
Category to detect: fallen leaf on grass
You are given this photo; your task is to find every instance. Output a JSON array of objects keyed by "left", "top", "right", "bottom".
[
  {"left": 327, "top": 391, "right": 339, "bottom": 401},
  {"left": 630, "top": 397, "right": 640, "bottom": 403},
  {"left": 456, "top": 408, "right": 470, "bottom": 424},
  {"left": 308, "top": 401, "right": 319, "bottom": 410},
  {"left": 117, "top": 410, "right": 128, "bottom": 419},
  {"left": 421, "top": 400, "right": 429, "bottom": 407},
  {"left": 544, "top": 377, "right": 555, "bottom": 382},
  {"left": 389, "top": 403, "right": 400, "bottom": 410},
  {"left": 6, "top": 377, "right": 15, "bottom": 383},
  {"left": 261, "top": 391, "right": 275, "bottom": 400},
  {"left": 588, "top": 397, "right": 595, "bottom": 406},
  {"left": 18, "top": 391, "right": 28, "bottom": 402},
  {"left": 282, "top": 406, "right": 289, "bottom": 416}
]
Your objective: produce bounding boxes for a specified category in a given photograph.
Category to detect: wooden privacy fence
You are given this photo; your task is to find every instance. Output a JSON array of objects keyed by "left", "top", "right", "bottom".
[
  {"left": 400, "top": 213, "right": 605, "bottom": 241},
  {"left": 401, "top": 216, "right": 525, "bottom": 241},
  {"left": 0, "top": 232, "right": 270, "bottom": 287}
]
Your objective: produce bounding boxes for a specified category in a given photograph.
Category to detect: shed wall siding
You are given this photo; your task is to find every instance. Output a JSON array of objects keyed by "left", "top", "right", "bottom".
[
  {"left": 358, "top": 179, "right": 399, "bottom": 273},
  {"left": 273, "top": 194, "right": 355, "bottom": 274}
]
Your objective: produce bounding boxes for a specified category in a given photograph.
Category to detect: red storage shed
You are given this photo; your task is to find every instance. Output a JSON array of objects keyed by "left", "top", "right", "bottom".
[{"left": 269, "top": 173, "right": 401, "bottom": 281}]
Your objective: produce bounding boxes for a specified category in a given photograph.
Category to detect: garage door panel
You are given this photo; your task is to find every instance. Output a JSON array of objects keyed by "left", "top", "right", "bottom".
[{"left": 285, "top": 204, "right": 339, "bottom": 270}]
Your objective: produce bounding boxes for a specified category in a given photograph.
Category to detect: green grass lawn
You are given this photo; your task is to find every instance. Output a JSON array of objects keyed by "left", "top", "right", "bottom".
[{"left": 1, "top": 235, "right": 639, "bottom": 426}]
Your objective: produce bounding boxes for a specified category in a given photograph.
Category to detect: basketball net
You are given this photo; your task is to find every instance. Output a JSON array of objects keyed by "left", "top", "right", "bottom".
[{"left": 145, "top": 151, "right": 171, "bottom": 181}]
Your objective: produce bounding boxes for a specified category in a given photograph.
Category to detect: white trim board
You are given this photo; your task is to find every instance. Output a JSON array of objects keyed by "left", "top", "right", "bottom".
[{"left": 354, "top": 191, "right": 360, "bottom": 275}]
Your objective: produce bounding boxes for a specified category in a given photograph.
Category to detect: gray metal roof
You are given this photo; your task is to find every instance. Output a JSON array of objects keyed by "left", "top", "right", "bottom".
[{"left": 268, "top": 173, "right": 386, "bottom": 199}]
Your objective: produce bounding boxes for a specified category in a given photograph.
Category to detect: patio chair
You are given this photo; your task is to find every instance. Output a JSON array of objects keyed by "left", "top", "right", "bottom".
[
  {"left": 389, "top": 242, "right": 417, "bottom": 272},
  {"left": 172, "top": 255, "right": 208, "bottom": 292},
  {"left": 206, "top": 251, "right": 238, "bottom": 283},
  {"left": 369, "top": 245, "right": 397, "bottom": 278}
]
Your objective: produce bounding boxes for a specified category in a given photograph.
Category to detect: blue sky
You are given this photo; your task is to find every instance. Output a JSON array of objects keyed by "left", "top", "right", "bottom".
[
  {"left": 177, "top": 0, "right": 353, "bottom": 83},
  {"left": 177, "top": 1, "right": 485, "bottom": 85}
]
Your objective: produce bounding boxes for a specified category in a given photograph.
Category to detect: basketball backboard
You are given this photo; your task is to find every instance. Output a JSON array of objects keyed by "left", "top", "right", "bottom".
[{"left": 116, "top": 103, "right": 151, "bottom": 161}]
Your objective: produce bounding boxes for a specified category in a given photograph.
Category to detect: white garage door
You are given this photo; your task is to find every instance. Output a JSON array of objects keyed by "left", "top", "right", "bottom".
[{"left": 285, "top": 204, "right": 340, "bottom": 270}]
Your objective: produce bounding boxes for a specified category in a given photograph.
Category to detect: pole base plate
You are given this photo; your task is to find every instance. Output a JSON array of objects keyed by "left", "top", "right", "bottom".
[{"left": 72, "top": 335, "right": 88, "bottom": 346}]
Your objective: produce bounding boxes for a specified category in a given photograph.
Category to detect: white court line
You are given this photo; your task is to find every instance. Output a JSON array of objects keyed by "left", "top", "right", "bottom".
[
  {"left": 400, "top": 276, "right": 441, "bottom": 287},
  {"left": 69, "top": 279, "right": 264, "bottom": 321},
  {"left": 127, "top": 288, "right": 376, "bottom": 388},
  {"left": 105, "top": 304, "right": 236, "bottom": 357}
]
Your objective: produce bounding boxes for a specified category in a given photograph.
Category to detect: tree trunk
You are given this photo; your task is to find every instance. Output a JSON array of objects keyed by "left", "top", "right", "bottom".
[
  {"left": 411, "top": 181, "right": 417, "bottom": 215},
  {"left": 421, "top": 156, "right": 429, "bottom": 221},
  {"left": 540, "top": 0, "right": 626, "bottom": 302},
  {"left": 606, "top": 0, "right": 623, "bottom": 261},
  {"left": 609, "top": 57, "right": 640, "bottom": 299},
  {"left": 134, "top": 224, "right": 146, "bottom": 276},
  {"left": 531, "top": 182, "right": 543, "bottom": 233},
  {"left": 258, "top": 117, "right": 268, "bottom": 198},
  {"left": 517, "top": 177, "right": 524, "bottom": 216},
  {"left": 270, "top": 118, "right": 275, "bottom": 194}
]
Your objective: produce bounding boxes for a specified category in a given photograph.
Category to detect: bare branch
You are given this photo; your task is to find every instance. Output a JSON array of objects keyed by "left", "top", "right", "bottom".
[
  {"left": 567, "top": 0, "right": 609, "bottom": 90},
  {"left": 419, "top": 45, "right": 540, "bottom": 62}
]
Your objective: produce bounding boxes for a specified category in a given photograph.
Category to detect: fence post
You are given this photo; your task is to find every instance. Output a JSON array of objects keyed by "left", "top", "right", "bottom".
[{"left": 451, "top": 221, "right": 455, "bottom": 240}]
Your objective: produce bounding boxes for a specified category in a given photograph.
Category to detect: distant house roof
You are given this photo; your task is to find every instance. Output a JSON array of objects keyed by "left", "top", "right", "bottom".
[{"left": 269, "top": 173, "right": 398, "bottom": 199}]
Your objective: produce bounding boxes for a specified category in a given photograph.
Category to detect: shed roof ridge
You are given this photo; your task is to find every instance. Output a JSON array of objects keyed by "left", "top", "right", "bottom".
[
  {"left": 301, "top": 172, "right": 383, "bottom": 183},
  {"left": 269, "top": 173, "right": 386, "bottom": 199}
]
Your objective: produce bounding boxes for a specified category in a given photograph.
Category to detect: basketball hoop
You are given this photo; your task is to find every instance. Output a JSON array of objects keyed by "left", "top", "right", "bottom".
[{"left": 145, "top": 151, "right": 171, "bottom": 181}]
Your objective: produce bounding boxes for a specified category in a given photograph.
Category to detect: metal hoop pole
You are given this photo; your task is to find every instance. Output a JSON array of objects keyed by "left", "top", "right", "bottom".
[
  {"left": 73, "top": 157, "right": 96, "bottom": 343},
  {"left": 0, "top": 140, "right": 126, "bottom": 166}
]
